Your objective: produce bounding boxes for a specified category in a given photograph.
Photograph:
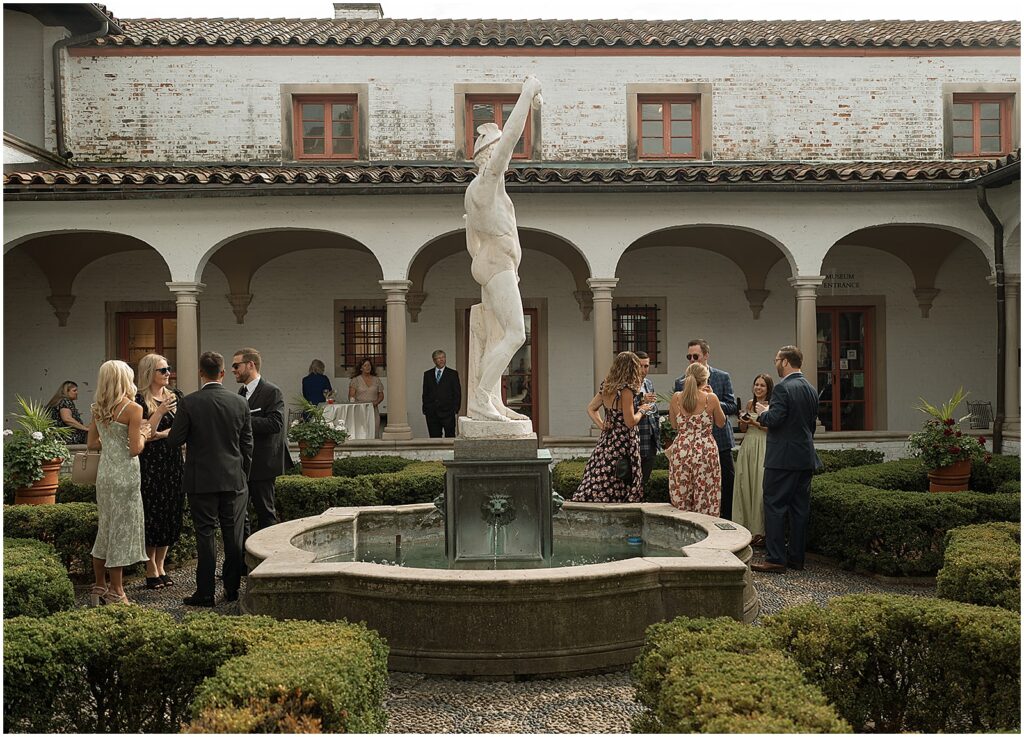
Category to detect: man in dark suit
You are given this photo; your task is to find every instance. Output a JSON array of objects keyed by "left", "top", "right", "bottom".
[
  {"left": 750, "top": 345, "right": 820, "bottom": 573},
  {"left": 674, "top": 339, "right": 738, "bottom": 518},
  {"left": 231, "top": 347, "right": 291, "bottom": 532},
  {"left": 422, "top": 349, "right": 461, "bottom": 437},
  {"left": 167, "top": 351, "right": 253, "bottom": 606}
]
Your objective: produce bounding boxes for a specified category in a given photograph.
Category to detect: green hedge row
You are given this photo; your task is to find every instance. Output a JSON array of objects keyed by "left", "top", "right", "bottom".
[
  {"left": 767, "top": 594, "right": 1020, "bottom": 733},
  {"left": 2, "top": 503, "right": 98, "bottom": 574},
  {"left": 937, "top": 522, "right": 1021, "bottom": 611},
  {"left": 808, "top": 458, "right": 1021, "bottom": 576},
  {"left": 632, "top": 617, "right": 850, "bottom": 733},
  {"left": 3, "top": 538, "right": 75, "bottom": 619},
  {"left": 332, "top": 455, "right": 417, "bottom": 477},
  {"left": 3, "top": 607, "right": 388, "bottom": 733}
]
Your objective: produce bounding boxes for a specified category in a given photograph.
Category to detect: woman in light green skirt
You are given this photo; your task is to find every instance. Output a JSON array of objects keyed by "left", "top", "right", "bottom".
[{"left": 732, "top": 374, "right": 773, "bottom": 546}]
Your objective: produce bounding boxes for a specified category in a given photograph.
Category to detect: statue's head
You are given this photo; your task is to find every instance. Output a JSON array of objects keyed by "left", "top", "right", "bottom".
[{"left": 473, "top": 122, "right": 502, "bottom": 166}]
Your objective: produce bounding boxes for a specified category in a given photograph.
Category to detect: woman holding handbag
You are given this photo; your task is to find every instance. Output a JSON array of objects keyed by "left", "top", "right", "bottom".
[
  {"left": 572, "top": 352, "right": 654, "bottom": 503},
  {"left": 135, "top": 353, "right": 185, "bottom": 590}
]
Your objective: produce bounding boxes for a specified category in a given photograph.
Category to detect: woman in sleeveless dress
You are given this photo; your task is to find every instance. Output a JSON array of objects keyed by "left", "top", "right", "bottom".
[
  {"left": 135, "top": 353, "right": 185, "bottom": 589},
  {"left": 86, "top": 360, "right": 149, "bottom": 606},
  {"left": 573, "top": 352, "right": 656, "bottom": 503},
  {"left": 348, "top": 357, "right": 385, "bottom": 438},
  {"left": 668, "top": 361, "right": 727, "bottom": 515},
  {"left": 732, "top": 373, "right": 774, "bottom": 544}
]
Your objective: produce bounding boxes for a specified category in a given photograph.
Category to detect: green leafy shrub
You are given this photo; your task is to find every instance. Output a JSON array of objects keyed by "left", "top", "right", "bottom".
[
  {"left": 937, "top": 522, "right": 1020, "bottom": 610},
  {"left": 645, "top": 470, "right": 669, "bottom": 503},
  {"left": 365, "top": 462, "right": 445, "bottom": 505},
  {"left": 631, "top": 616, "right": 848, "bottom": 734},
  {"left": 3, "top": 538, "right": 75, "bottom": 618},
  {"left": 332, "top": 455, "right": 416, "bottom": 477},
  {"left": 56, "top": 478, "right": 97, "bottom": 503},
  {"left": 185, "top": 687, "right": 325, "bottom": 733},
  {"left": 817, "top": 458, "right": 929, "bottom": 491},
  {"left": 815, "top": 448, "right": 885, "bottom": 473},
  {"left": 274, "top": 476, "right": 379, "bottom": 521},
  {"left": 969, "top": 453, "right": 1021, "bottom": 493},
  {"left": 997, "top": 477, "right": 1021, "bottom": 493},
  {"left": 552, "top": 460, "right": 584, "bottom": 498},
  {"left": 767, "top": 594, "right": 1020, "bottom": 733},
  {"left": 2, "top": 502, "right": 98, "bottom": 574}
]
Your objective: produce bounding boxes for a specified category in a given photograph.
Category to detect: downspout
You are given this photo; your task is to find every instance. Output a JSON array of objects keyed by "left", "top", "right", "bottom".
[
  {"left": 52, "top": 9, "right": 111, "bottom": 160},
  {"left": 976, "top": 185, "right": 1006, "bottom": 454}
]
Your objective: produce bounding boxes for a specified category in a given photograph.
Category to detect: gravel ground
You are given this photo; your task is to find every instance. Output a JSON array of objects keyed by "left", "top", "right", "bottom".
[{"left": 75, "top": 548, "right": 935, "bottom": 734}]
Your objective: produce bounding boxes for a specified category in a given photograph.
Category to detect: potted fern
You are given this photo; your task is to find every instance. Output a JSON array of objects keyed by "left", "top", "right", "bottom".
[
  {"left": 907, "top": 387, "right": 990, "bottom": 492},
  {"left": 3, "top": 396, "right": 72, "bottom": 504}
]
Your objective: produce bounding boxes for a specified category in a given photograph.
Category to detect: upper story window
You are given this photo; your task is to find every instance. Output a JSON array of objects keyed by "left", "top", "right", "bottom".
[
  {"left": 638, "top": 95, "right": 700, "bottom": 159},
  {"left": 465, "top": 95, "right": 531, "bottom": 159},
  {"left": 293, "top": 96, "right": 358, "bottom": 160},
  {"left": 952, "top": 94, "right": 1014, "bottom": 157}
]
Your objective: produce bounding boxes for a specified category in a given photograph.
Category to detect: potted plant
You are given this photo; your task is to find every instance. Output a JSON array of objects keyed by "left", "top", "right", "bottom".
[
  {"left": 907, "top": 387, "right": 990, "bottom": 492},
  {"left": 3, "top": 395, "right": 72, "bottom": 504},
  {"left": 288, "top": 398, "right": 348, "bottom": 478}
]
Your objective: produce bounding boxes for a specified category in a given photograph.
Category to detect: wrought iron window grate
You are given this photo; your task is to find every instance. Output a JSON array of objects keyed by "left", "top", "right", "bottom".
[
  {"left": 340, "top": 306, "right": 387, "bottom": 367},
  {"left": 613, "top": 303, "right": 660, "bottom": 366}
]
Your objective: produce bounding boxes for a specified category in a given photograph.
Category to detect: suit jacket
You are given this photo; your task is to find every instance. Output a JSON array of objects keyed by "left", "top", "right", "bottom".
[
  {"left": 674, "top": 365, "right": 737, "bottom": 451},
  {"left": 756, "top": 372, "right": 820, "bottom": 471},
  {"left": 422, "top": 367, "right": 461, "bottom": 418},
  {"left": 167, "top": 382, "right": 253, "bottom": 495},
  {"left": 243, "top": 377, "right": 292, "bottom": 481}
]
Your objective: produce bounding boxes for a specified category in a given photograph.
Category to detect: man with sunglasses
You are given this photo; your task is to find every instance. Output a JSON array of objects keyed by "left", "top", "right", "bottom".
[
  {"left": 673, "top": 339, "right": 738, "bottom": 518},
  {"left": 232, "top": 348, "right": 292, "bottom": 534}
]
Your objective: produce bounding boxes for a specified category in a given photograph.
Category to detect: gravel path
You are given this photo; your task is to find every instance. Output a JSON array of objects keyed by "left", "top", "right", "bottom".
[{"left": 75, "top": 551, "right": 934, "bottom": 733}]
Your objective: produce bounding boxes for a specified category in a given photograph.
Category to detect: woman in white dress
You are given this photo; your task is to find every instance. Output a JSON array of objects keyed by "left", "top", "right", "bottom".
[{"left": 348, "top": 357, "right": 385, "bottom": 438}]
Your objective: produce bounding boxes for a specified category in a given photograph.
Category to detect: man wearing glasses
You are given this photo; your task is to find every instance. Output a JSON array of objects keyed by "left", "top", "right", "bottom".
[
  {"left": 232, "top": 348, "right": 291, "bottom": 533},
  {"left": 674, "top": 339, "right": 738, "bottom": 518}
]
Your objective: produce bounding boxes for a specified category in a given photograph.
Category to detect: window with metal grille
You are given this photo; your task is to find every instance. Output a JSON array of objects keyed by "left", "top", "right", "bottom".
[
  {"left": 613, "top": 304, "right": 660, "bottom": 365},
  {"left": 338, "top": 305, "right": 386, "bottom": 369}
]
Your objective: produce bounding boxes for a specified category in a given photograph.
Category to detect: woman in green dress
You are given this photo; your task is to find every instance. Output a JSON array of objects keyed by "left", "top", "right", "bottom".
[{"left": 732, "top": 373, "right": 773, "bottom": 546}]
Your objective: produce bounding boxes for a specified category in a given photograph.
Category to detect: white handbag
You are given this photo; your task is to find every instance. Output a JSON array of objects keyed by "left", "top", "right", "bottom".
[{"left": 71, "top": 450, "right": 101, "bottom": 485}]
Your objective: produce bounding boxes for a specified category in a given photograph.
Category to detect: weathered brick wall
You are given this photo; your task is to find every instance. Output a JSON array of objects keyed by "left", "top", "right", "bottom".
[{"left": 64, "top": 52, "right": 1018, "bottom": 163}]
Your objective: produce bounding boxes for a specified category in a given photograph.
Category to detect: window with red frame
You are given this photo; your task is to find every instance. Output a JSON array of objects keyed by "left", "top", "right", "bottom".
[
  {"left": 952, "top": 94, "right": 1013, "bottom": 156},
  {"left": 613, "top": 304, "right": 660, "bottom": 366},
  {"left": 465, "top": 95, "right": 530, "bottom": 158},
  {"left": 638, "top": 96, "right": 699, "bottom": 159},
  {"left": 293, "top": 96, "right": 357, "bottom": 159}
]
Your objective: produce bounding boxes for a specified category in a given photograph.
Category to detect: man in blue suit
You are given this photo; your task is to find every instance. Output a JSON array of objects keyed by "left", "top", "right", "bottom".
[
  {"left": 674, "top": 339, "right": 737, "bottom": 517},
  {"left": 750, "top": 345, "right": 820, "bottom": 573}
]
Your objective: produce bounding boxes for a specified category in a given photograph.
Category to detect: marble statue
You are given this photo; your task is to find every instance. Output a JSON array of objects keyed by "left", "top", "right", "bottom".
[{"left": 463, "top": 75, "right": 542, "bottom": 430}]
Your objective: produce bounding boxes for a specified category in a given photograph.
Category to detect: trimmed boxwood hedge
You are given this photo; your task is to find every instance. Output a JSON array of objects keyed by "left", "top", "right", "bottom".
[
  {"left": 767, "top": 594, "right": 1021, "bottom": 733},
  {"left": 3, "top": 537, "right": 75, "bottom": 618},
  {"left": 332, "top": 455, "right": 417, "bottom": 477},
  {"left": 631, "top": 617, "right": 849, "bottom": 733},
  {"left": 3, "top": 607, "right": 388, "bottom": 733},
  {"left": 937, "top": 522, "right": 1021, "bottom": 611},
  {"left": 2, "top": 502, "right": 99, "bottom": 574}
]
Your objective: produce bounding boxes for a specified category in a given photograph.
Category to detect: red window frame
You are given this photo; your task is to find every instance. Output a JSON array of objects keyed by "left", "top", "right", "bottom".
[
  {"left": 465, "top": 95, "right": 531, "bottom": 159},
  {"left": 951, "top": 94, "right": 1014, "bottom": 157},
  {"left": 637, "top": 95, "right": 700, "bottom": 160},
  {"left": 292, "top": 95, "right": 358, "bottom": 160}
]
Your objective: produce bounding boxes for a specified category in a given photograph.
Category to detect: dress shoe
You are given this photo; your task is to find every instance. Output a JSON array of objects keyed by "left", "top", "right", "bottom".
[
  {"left": 182, "top": 592, "right": 215, "bottom": 607},
  {"left": 787, "top": 561, "right": 805, "bottom": 571},
  {"left": 750, "top": 534, "right": 766, "bottom": 548},
  {"left": 751, "top": 561, "right": 787, "bottom": 573},
  {"left": 224, "top": 589, "right": 239, "bottom": 603}
]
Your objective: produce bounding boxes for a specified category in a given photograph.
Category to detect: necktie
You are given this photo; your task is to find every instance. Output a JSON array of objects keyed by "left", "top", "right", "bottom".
[
  {"left": 435, "top": 369, "right": 442, "bottom": 383},
  {"left": 239, "top": 386, "right": 248, "bottom": 398}
]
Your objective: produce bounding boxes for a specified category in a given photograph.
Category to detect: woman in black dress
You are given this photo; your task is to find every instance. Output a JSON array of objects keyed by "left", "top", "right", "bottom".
[
  {"left": 135, "top": 353, "right": 184, "bottom": 589},
  {"left": 45, "top": 380, "right": 90, "bottom": 445}
]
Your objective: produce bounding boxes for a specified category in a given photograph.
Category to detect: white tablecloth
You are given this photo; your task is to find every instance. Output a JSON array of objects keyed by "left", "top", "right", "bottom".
[{"left": 320, "top": 402, "right": 376, "bottom": 440}]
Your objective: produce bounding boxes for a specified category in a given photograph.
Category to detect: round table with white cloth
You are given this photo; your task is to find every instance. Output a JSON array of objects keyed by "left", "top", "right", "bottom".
[{"left": 320, "top": 402, "right": 376, "bottom": 440}]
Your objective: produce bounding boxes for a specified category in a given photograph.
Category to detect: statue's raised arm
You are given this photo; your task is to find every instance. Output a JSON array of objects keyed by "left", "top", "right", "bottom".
[{"left": 475, "top": 76, "right": 542, "bottom": 179}]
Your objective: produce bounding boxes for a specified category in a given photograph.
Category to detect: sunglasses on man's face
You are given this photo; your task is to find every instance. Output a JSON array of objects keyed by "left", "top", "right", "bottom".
[
  {"left": 231, "top": 361, "right": 249, "bottom": 370},
  {"left": 156, "top": 366, "right": 173, "bottom": 375},
  {"left": 686, "top": 354, "right": 702, "bottom": 361}
]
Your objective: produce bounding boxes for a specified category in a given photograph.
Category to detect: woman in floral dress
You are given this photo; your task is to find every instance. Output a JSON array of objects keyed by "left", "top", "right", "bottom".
[
  {"left": 667, "top": 361, "right": 726, "bottom": 515},
  {"left": 573, "top": 352, "right": 656, "bottom": 503}
]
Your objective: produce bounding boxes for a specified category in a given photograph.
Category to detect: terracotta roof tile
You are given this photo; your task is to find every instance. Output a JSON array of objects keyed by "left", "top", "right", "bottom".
[
  {"left": 93, "top": 18, "right": 1020, "bottom": 49},
  {"left": 4, "top": 154, "right": 1018, "bottom": 191}
]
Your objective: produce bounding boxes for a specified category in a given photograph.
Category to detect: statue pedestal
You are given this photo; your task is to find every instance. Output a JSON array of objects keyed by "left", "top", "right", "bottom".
[{"left": 456, "top": 417, "right": 536, "bottom": 460}]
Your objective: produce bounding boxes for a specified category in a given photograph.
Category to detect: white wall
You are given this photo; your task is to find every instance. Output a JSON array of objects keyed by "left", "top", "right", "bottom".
[{"left": 3, "top": 10, "right": 46, "bottom": 147}]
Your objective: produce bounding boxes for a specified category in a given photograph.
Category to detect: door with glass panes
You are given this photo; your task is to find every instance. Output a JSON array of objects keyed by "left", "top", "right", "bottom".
[
  {"left": 117, "top": 312, "right": 178, "bottom": 384},
  {"left": 816, "top": 307, "right": 873, "bottom": 431}
]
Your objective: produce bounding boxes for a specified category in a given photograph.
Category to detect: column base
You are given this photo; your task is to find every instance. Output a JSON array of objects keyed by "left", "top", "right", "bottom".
[
  {"left": 1003, "top": 417, "right": 1020, "bottom": 433},
  {"left": 382, "top": 425, "right": 414, "bottom": 441}
]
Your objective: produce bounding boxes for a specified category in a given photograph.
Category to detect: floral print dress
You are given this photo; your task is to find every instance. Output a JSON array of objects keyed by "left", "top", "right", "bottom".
[
  {"left": 91, "top": 403, "right": 147, "bottom": 568},
  {"left": 667, "top": 395, "right": 722, "bottom": 515},
  {"left": 137, "top": 392, "right": 185, "bottom": 548},
  {"left": 572, "top": 386, "right": 644, "bottom": 503}
]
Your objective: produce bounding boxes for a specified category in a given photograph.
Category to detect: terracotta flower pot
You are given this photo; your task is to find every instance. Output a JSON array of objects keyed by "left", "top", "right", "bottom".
[
  {"left": 299, "top": 441, "right": 336, "bottom": 478},
  {"left": 14, "top": 458, "right": 63, "bottom": 504},
  {"left": 927, "top": 458, "right": 972, "bottom": 492}
]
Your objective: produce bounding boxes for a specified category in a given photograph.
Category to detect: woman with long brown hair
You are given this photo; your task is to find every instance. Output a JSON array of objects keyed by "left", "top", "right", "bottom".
[
  {"left": 572, "top": 351, "right": 655, "bottom": 503},
  {"left": 733, "top": 373, "right": 774, "bottom": 544},
  {"left": 667, "top": 361, "right": 727, "bottom": 514},
  {"left": 349, "top": 357, "right": 385, "bottom": 438},
  {"left": 46, "top": 380, "right": 89, "bottom": 444}
]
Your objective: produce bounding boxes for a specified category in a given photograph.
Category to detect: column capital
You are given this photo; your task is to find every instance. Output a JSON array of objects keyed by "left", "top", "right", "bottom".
[
  {"left": 788, "top": 275, "right": 826, "bottom": 294},
  {"left": 166, "top": 281, "right": 206, "bottom": 298},
  {"left": 586, "top": 277, "right": 619, "bottom": 296},
  {"left": 987, "top": 273, "right": 1021, "bottom": 291},
  {"left": 379, "top": 279, "right": 412, "bottom": 295}
]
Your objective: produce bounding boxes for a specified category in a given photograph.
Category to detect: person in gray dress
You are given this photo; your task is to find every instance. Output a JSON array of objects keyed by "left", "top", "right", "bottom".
[{"left": 87, "top": 360, "right": 149, "bottom": 606}]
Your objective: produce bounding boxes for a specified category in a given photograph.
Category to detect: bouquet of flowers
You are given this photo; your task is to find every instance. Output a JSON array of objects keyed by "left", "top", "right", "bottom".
[
  {"left": 3, "top": 395, "right": 72, "bottom": 488},
  {"left": 907, "top": 387, "right": 990, "bottom": 471},
  {"left": 288, "top": 398, "right": 349, "bottom": 457}
]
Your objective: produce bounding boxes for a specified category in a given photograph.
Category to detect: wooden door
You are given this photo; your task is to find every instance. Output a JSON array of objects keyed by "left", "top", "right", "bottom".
[{"left": 815, "top": 307, "right": 873, "bottom": 431}]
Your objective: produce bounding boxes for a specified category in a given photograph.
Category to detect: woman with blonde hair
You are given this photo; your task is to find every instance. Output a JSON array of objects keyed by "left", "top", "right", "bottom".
[
  {"left": 135, "top": 354, "right": 185, "bottom": 589},
  {"left": 572, "top": 351, "right": 655, "bottom": 503},
  {"left": 86, "top": 359, "right": 149, "bottom": 605},
  {"left": 667, "top": 360, "right": 727, "bottom": 515},
  {"left": 45, "top": 380, "right": 89, "bottom": 444}
]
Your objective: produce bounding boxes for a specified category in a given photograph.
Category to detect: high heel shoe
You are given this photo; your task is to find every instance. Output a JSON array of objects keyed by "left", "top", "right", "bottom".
[
  {"left": 89, "top": 585, "right": 107, "bottom": 607},
  {"left": 102, "top": 590, "right": 131, "bottom": 606}
]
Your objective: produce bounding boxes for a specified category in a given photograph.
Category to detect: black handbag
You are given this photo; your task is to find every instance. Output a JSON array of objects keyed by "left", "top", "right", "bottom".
[{"left": 612, "top": 454, "right": 632, "bottom": 481}]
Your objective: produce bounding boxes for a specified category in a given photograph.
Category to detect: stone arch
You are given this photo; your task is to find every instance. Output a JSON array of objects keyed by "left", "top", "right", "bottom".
[{"left": 406, "top": 228, "right": 593, "bottom": 321}]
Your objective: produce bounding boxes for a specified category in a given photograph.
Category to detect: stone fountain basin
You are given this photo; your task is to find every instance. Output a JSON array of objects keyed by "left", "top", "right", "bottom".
[{"left": 242, "top": 502, "right": 758, "bottom": 677}]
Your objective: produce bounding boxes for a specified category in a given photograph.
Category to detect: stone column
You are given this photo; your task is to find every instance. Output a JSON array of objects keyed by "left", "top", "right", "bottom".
[
  {"left": 166, "top": 281, "right": 205, "bottom": 394},
  {"left": 788, "top": 276, "right": 825, "bottom": 390},
  {"left": 989, "top": 274, "right": 1021, "bottom": 432},
  {"left": 587, "top": 278, "right": 618, "bottom": 393},
  {"left": 380, "top": 279, "right": 413, "bottom": 440}
]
